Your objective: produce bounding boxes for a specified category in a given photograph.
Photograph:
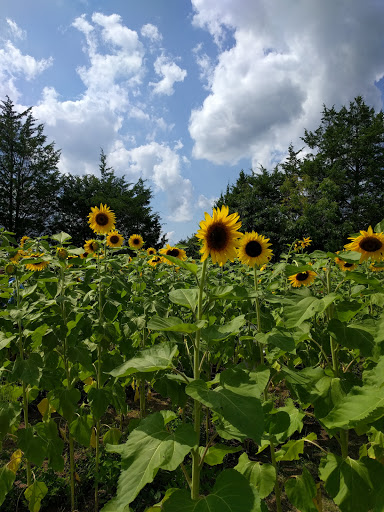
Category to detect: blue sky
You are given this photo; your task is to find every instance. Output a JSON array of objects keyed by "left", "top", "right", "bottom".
[{"left": 1, "top": 0, "right": 384, "bottom": 244}]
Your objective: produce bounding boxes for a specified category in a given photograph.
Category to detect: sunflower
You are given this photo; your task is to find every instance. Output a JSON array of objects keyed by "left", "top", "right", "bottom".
[
  {"left": 237, "top": 232, "right": 273, "bottom": 267},
  {"left": 146, "top": 247, "right": 156, "bottom": 256},
  {"left": 159, "top": 244, "right": 187, "bottom": 264},
  {"left": 80, "top": 251, "right": 89, "bottom": 260},
  {"left": 334, "top": 254, "right": 357, "bottom": 271},
  {"left": 5, "top": 263, "right": 16, "bottom": 275},
  {"left": 24, "top": 253, "right": 49, "bottom": 272},
  {"left": 301, "top": 237, "right": 312, "bottom": 248},
  {"left": 10, "top": 249, "right": 27, "bottom": 263},
  {"left": 129, "top": 234, "right": 144, "bottom": 249},
  {"left": 56, "top": 247, "right": 68, "bottom": 260},
  {"left": 84, "top": 240, "right": 100, "bottom": 254},
  {"left": 288, "top": 270, "right": 317, "bottom": 288},
  {"left": 149, "top": 255, "right": 163, "bottom": 267},
  {"left": 370, "top": 263, "right": 384, "bottom": 272},
  {"left": 20, "top": 236, "right": 30, "bottom": 247},
  {"left": 344, "top": 226, "right": 384, "bottom": 263},
  {"left": 196, "top": 205, "right": 242, "bottom": 266},
  {"left": 107, "top": 230, "right": 124, "bottom": 248},
  {"left": 88, "top": 204, "right": 116, "bottom": 234}
]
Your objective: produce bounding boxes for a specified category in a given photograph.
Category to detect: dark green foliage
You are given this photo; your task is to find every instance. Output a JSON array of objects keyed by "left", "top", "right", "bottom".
[
  {"left": 0, "top": 96, "right": 61, "bottom": 239},
  {"left": 55, "top": 149, "right": 166, "bottom": 248}
]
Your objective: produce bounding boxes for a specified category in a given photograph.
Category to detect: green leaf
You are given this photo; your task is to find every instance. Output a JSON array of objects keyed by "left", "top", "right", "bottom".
[
  {"left": 17, "top": 428, "right": 46, "bottom": 467},
  {"left": 162, "top": 470, "right": 258, "bottom": 512},
  {"left": 51, "top": 232, "right": 72, "bottom": 243},
  {"left": 24, "top": 481, "right": 48, "bottom": 512},
  {"left": 70, "top": 415, "right": 93, "bottom": 447},
  {"left": 109, "top": 342, "right": 178, "bottom": 378},
  {"left": 0, "top": 402, "right": 21, "bottom": 441},
  {"left": 374, "top": 219, "right": 384, "bottom": 233},
  {"left": 319, "top": 454, "right": 384, "bottom": 512},
  {"left": 48, "top": 388, "right": 81, "bottom": 422},
  {"left": 334, "top": 300, "right": 365, "bottom": 322},
  {"left": 275, "top": 432, "right": 317, "bottom": 461},
  {"left": 88, "top": 388, "right": 110, "bottom": 420},
  {"left": 0, "top": 332, "right": 16, "bottom": 350},
  {"left": 186, "top": 369, "right": 266, "bottom": 443},
  {"left": 0, "top": 465, "right": 16, "bottom": 506},
  {"left": 284, "top": 293, "right": 340, "bottom": 328},
  {"left": 147, "top": 316, "right": 205, "bottom": 333},
  {"left": 161, "top": 255, "right": 198, "bottom": 274},
  {"left": 102, "top": 412, "right": 197, "bottom": 511},
  {"left": 328, "top": 319, "right": 375, "bottom": 356},
  {"left": 34, "top": 420, "right": 64, "bottom": 472},
  {"left": 262, "top": 328, "right": 296, "bottom": 353},
  {"left": 202, "top": 315, "right": 246, "bottom": 342},
  {"left": 169, "top": 288, "right": 199, "bottom": 312},
  {"left": 199, "top": 443, "right": 242, "bottom": 466},
  {"left": 235, "top": 453, "right": 276, "bottom": 499},
  {"left": 285, "top": 467, "right": 318, "bottom": 512},
  {"left": 344, "top": 271, "right": 384, "bottom": 290},
  {"left": 336, "top": 251, "right": 362, "bottom": 263},
  {"left": 103, "top": 428, "right": 122, "bottom": 446}
]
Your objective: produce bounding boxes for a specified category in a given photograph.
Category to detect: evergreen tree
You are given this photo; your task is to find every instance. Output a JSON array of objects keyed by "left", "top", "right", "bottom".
[{"left": 0, "top": 96, "right": 61, "bottom": 239}]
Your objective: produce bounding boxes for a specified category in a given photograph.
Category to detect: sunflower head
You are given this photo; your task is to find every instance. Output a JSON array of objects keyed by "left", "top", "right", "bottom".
[
  {"left": 196, "top": 205, "right": 242, "bottom": 266},
  {"left": 288, "top": 270, "right": 317, "bottom": 288},
  {"left": 159, "top": 244, "right": 187, "bottom": 264},
  {"left": 237, "top": 231, "right": 273, "bottom": 267},
  {"left": 370, "top": 263, "right": 384, "bottom": 272},
  {"left": 146, "top": 247, "right": 156, "bottom": 256},
  {"left": 56, "top": 247, "right": 68, "bottom": 260},
  {"left": 334, "top": 255, "right": 357, "bottom": 271},
  {"left": 107, "top": 230, "right": 124, "bottom": 248},
  {"left": 88, "top": 204, "right": 116, "bottom": 234},
  {"left": 24, "top": 253, "right": 50, "bottom": 272},
  {"left": 10, "top": 249, "right": 27, "bottom": 264},
  {"left": 84, "top": 240, "right": 100, "bottom": 254},
  {"left": 5, "top": 263, "right": 16, "bottom": 275},
  {"left": 20, "top": 236, "right": 30, "bottom": 247},
  {"left": 344, "top": 226, "right": 384, "bottom": 263},
  {"left": 129, "top": 234, "right": 144, "bottom": 249},
  {"left": 149, "top": 255, "right": 163, "bottom": 267}
]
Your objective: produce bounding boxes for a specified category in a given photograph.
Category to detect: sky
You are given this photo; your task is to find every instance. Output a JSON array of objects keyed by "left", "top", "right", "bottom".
[{"left": 1, "top": 0, "right": 384, "bottom": 245}]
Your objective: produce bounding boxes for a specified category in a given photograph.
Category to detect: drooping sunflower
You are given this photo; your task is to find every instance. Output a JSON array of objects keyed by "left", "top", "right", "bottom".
[
  {"left": 20, "top": 236, "right": 30, "bottom": 247},
  {"left": 88, "top": 204, "right": 116, "bottom": 234},
  {"left": 24, "top": 253, "right": 50, "bottom": 272},
  {"left": 196, "top": 205, "right": 242, "bottom": 266},
  {"left": 10, "top": 249, "right": 27, "bottom": 263},
  {"left": 149, "top": 255, "right": 163, "bottom": 267},
  {"left": 129, "top": 234, "right": 144, "bottom": 249},
  {"left": 84, "top": 240, "right": 100, "bottom": 254},
  {"left": 80, "top": 251, "right": 89, "bottom": 260},
  {"left": 146, "top": 247, "right": 156, "bottom": 256},
  {"left": 344, "top": 226, "right": 384, "bottom": 263},
  {"left": 370, "top": 263, "right": 384, "bottom": 272},
  {"left": 107, "top": 230, "right": 124, "bottom": 248},
  {"left": 237, "top": 232, "right": 273, "bottom": 267},
  {"left": 159, "top": 244, "right": 187, "bottom": 264},
  {"left": 288, "top": 270, "right": 317, "bottom": 288}
]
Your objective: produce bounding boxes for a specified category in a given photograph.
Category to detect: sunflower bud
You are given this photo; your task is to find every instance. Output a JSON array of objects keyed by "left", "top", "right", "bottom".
[
  {"left": 56, "top": 247, "right": 68, "bottom": 260},
  {"left": 5, "top": 263, "right": 16, "bottom": 275}
]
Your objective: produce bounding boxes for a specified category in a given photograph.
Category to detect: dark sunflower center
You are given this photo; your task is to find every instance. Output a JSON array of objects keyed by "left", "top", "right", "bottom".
[
  {"left": 95, "top": 213, "right": 109, "bottom": 226},
  {"left": 245, "top": 240, "right": 262, "bottom": 257},
  {"left": 153, "top": 257, "right": 161, "bottom": 262},
  {"left": 359, "top": 236, "right": 382, "bottom": 252},
  {"left": 344, "top": 262, "right": 353, "bottom": 268},
  {"left": 296, "top": 272, "right": 309, "bottom": 281},
  {"left": 83, "top": 252, "right": 88, "bottom": 257},
  {"left": 133, "top": 238, "right": 140, "bottom": 245},
  {"left": 90, "top": 242, "right": 98, "bottom": 251},
  {"left": 110, "top": 236, "right": 119, "bottom": 244},
  {"left": 167, "top": 249, "right": 180, "bottom": 257},
  {"left": 207, "top": 223, "right": 228, "bottom": 251}
]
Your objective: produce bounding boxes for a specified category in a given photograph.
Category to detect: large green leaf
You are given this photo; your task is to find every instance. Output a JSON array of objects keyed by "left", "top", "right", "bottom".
[
  {"left": 235, "top": 453, "right": 276, "bottom": 499},
  {"left": 0, "top": 465, "right": 16, "bottom": 506},
  {"left": 34, "top": 420, "right": 64, "bottom": 472},
  {"left": 169, "top": 288, "right": 199, "bottom": 312},
  {"left": 70, "top": 414, "right": 93, "bottom": 447},
  {"left": 186, "top": 367, "right": 267, "bottom": 443},
  {"left": 284, "top": 293, "right": 340, "bottom": 328},
  {"left": 147, "top": 316, "right": 205, "bottom": 333},
  {"left": 109, "top": 342, "right": 178, "bottom": 378},
  {"left": 344, "top": 271, "right": 384, "bottom": 290},
  {"left": 162, "top": 469, "right": 259, "bottom": 512},
  {"left": 202, "top": 315, "right": 246, "bottom": 343},
  {"left": 199, "top": 443, "right": 242, "bottom": 466},
  {"left": 24, "top": 481, "right": 48, "bottom": 512},
  {"left": 102, "top": 412, "right": 197, "bottom": 511},
  {"left": 328, "top": 319, "right": 375, "bottom": 356},
  {"left": 48, "top": 388, "right": 81, "bottom": 422},
  {"left": 285, "top": 467, "right": 318, "bottom": 512},
  {"left": 275, "top": 432, "right": 317, "bottom": 461},
  {"left": 319, "top": 454, "right": 384, "bottom": 512},
  {"left": 0, "top": 402, "right": 21, "bottom": 441},
  {"left": 334, "top": 301, "right": 365, "bottom": 322}
]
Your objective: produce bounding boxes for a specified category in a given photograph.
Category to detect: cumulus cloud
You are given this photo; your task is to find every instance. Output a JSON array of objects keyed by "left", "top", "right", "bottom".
[
  {"left": 150, "top": 55, "right": 187, "bottom": 96},
  {"left": 197, "top": 194, "right": 217, "bottom": 212},
  {"left": 189, "top": 0, "right": 384, "bottom": 168},
  {"left": 141, "top": 23, "right": 162, "bottom": 42},
  {"left": 108, "top": 141, "right": 193, "bottom": 222}
]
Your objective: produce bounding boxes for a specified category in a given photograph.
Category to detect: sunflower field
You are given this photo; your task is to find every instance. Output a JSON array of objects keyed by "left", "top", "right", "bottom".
[{"left": 2, "top": 203, "right": 384, "bottom": 512}]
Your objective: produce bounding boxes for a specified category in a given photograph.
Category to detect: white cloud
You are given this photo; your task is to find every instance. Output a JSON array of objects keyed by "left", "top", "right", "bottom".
[
  {"left": 193, "top": 43, "right": 214, "bottom": 89},
  {"left": 108, "top": 141, "right": 193, "bottom": 222},
  {"left": 150, "top": 55, "right": 187, "bottom": 96},
  {"left": 6, "top": 19, "right": 26, "bottom": 40},
  {"left": 197, "top": 194, "right": 217, "bottom": 212},
  {"left": 190, "top": 0, "right": 384, "bottom": 168},
  {"left": 141, "top": 23, "right": 162, "bottom": 42}
]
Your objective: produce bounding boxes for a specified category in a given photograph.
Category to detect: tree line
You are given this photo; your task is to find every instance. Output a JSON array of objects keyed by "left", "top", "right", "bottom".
[
  {"left": 181, "top": 96, "right": 384, "bottom": 258},
  {"left": 0, "top": 96, "right": 165, "bottom": 248}
]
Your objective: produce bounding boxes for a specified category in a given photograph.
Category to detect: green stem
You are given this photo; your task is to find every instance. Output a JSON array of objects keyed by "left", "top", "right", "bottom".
[
  {"left": 15, "top": 275, "right": 32, "bottom": 487},
  {"left": 254, "top": 267, "right": 268, "bottom": 400},
  {"left": 191, "top": 258, "right": 208, "bottom": 501},
  {"left": 270, "top": 440, "right": 282, "bottom": 512},
  {"left": 95, "top": 250, "right": 104, "bottom": 512}
]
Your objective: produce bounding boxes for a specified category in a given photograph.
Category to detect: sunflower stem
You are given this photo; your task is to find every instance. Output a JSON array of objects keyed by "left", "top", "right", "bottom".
[
  {"left": 191, "top": 258, "right": 208, "bottom": 501},
  {"left": 254, "top": 267, "right": 267, "bottom": 399},
  {"left": 270, "top": 440, "right": 282, "bottom": 512}
]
